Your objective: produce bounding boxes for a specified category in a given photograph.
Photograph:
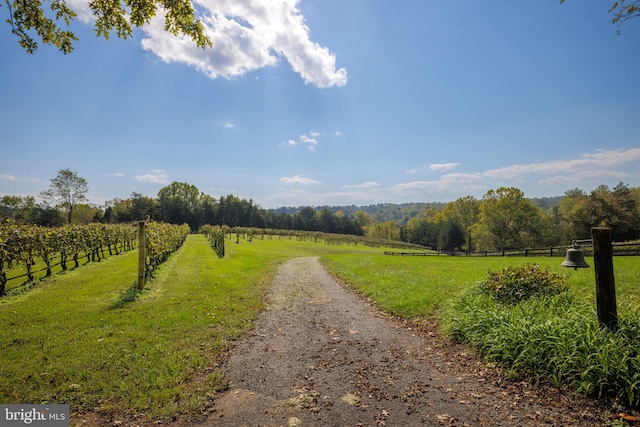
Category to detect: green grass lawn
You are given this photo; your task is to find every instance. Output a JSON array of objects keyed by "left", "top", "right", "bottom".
[
  {"left": 1, "top": 234, "right": 639, "bottom": 419},
  {"left": 321, "top": 253, "right": 640, "bottom": 317}
]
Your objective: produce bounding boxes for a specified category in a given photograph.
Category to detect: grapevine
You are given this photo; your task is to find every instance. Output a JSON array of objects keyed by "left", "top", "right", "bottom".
[
  {"left": 199, "top": 224, "right": 225, "bottom": 257},
  {"left": 143, "top": 221, "right": 190, "bottom": 278},
  {"left": 0, "top": 222, "right": 137, "bottom": 295}
]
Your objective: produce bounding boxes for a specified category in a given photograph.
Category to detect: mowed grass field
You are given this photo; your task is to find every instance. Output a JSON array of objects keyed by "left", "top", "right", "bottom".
[
  {"left": 1, "top": 234, "right": 639, "bottom": 421},
  {"left": 323, "top": 252, "right": 640, "bottom": 317}
]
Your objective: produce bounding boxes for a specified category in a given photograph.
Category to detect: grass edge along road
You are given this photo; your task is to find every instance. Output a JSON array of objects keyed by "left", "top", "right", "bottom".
[{"left": 324, "top": 253, "right": 640, "bottom": 412}]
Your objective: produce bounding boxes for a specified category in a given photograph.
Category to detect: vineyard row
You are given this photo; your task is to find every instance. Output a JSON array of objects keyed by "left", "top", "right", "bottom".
[
  {"left": 1, "top": 221, "right": 191, "bottom": 296},
  {"left": 198, "top": 225, "right": 428, "bottom": 251}
]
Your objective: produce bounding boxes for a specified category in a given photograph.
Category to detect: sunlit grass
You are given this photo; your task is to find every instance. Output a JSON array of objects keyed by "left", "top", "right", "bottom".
[
  {"left": 325, "top": 255, "right": 564, "bottom": 316},
  {"left": 2, "top": 234, "right": 639, "bottom": 419},
  {"left": 322, "top": 254, "right": 639, "bottom": 316}
]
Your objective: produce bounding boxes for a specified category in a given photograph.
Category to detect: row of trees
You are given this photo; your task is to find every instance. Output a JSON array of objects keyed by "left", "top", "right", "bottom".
[
  {"left": 0, "top": 171, "right": 365, "bottom": 236},
  {"left": 2, "top": 169, "right": 639, "bottom": 252},
  {"left": 0, "top": 195, "right": 65, "bottom": 226},
  {"left": 1, "top": 184, "right": 366, "bottom": 236},
  {"left": 103, "top": 182, "right": 366, "bottom": 235}
]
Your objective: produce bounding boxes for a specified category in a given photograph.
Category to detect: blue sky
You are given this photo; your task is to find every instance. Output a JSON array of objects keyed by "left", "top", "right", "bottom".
[{"left": 1, "top": 1, "right": 639, "bottom": 209}]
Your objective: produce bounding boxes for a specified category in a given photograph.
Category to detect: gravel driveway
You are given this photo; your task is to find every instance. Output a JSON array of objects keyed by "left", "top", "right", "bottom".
[{"left": 198, "top": 257, "right": 608, "bottom": 426}]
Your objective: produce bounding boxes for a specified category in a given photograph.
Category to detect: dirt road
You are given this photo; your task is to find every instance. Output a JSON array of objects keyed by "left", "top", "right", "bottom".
[{"left": 199, "top": 257, "right": 607, "bottom": 426}]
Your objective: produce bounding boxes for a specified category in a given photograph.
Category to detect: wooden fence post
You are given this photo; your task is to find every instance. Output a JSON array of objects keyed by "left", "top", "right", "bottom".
[
  {"left": 137, "top": 221, "right": 146, "bottom": 290},
  {"left": 0, "top": 273, "right": 6, "bottom": 296},
  {"left": 591, "top": 227, "right": 617, "bottom": 331}
]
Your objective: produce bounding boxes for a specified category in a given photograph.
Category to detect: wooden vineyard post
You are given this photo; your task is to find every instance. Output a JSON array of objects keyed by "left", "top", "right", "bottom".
[
  {"left": 591, "top": 227, "right": 618, "bottom": 331},
  {"left": 137, "top": 221, "right": 146, "bottom": 290}
]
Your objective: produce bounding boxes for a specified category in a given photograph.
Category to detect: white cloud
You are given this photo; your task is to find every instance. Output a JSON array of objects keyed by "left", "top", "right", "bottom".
[
  {"left": 389, "top": 148, "right": 640, "bottom": 201},
  {"left": 429, "top": 163, "right": 459, "bottom": 172},
  {"left": 134, "top": 169, "right": 169, "bottom": 184},
  {"left": 483, "top": 148, "right": 640, "bottom": 179},
  {"left": 261, "top": 148, "right": 640, "bottom": 207},
  {"left": 299, "top": 134, "right": 317, "bottom": 145},
  {"left": 392, "top": 172, "right": 485, "bottom": 198},
  {"left": 342, "top": 181, "right": 381, "bottom": 189},
  {"left": 223, "top": 121, "right": 235, "bottom": 128},
  {"left": 140, "top": 0, "right": 347, "bottom": 88},
  {"left": 65, "top": 0, "right": 93, "bottom": 22},
  {"left": 0, "top": 174, "right": 41, "bottom": 183},
  {"left": 406, "top": 163, "right": 461, "bottom": 176},
  {"left": 539, "top": 170, "right": 636, "bottom": 186},
  {"left": 258, "top": 188, "right": 387, "bottom": 208},
  {"left": 104, "top": 172, "right": 125, "bottom": 177},
  {"left": 280, "top": 175, "right": 319, "bottom": 185},
  {"left": 281, "top": 131, "right": 320, "bottom": 148},
  {"left": 281, "top": 139, "right": 298, "bottom": 147}
]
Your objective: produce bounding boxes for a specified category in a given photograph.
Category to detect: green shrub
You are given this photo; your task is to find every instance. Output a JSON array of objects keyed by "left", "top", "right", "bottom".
[{"left": 480, "top": 263, "right": 568, "bottom": 304}]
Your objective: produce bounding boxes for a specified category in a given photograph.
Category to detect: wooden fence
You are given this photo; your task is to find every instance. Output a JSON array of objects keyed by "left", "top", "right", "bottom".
[{"left": 384, "top": 241, "right": 640, "bottom": 257}]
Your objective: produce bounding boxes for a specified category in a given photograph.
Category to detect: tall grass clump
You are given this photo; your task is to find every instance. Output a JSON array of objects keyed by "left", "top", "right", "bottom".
[{"left": 445, "top": 263, "right": 640, "bottom": 408}]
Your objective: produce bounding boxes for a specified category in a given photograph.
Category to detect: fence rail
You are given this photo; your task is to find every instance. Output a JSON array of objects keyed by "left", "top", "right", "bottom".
[
  {"left": 383, "top": 251, "right": 440, "bottom": 256},
  {"left": 384, "top": 241, "right": 640, "bottom": 258}
]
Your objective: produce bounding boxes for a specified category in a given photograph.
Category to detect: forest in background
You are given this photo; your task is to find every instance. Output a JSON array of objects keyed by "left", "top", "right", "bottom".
[{"left": 273, "top": 196, "right": 563, "bottom": 226}]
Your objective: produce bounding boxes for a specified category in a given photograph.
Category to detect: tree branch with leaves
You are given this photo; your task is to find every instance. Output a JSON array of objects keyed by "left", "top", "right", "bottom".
[
  {"left": 609, "top": 0, "right": 640, "bottom": 28},
  {"left": 561, "top": 0, "right": 640, "bottom": 33},
  {"left": 2, "top": 0, "right": 211, "bottom": 53}
]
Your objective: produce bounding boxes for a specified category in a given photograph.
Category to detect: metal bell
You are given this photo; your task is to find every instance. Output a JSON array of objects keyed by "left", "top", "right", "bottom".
[{"left": 561, "top": 246, "right": 590, "bottom": 270}]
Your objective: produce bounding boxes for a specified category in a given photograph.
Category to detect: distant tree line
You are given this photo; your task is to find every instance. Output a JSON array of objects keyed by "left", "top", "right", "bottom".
[
  {"left": 0, "top": 179, "right": 365, "bottom": 236},
  {"left": 394, "top": 183, "right": 640, "bottom": 252},
  {"left": 2, "top": 170, "right": 639, "bottom": 253},
  {"left": 100, "top": 182, "right": 365, "bottom": 235},
  {"left": 273, "top": 202, "right": 448, "bottom": 226},
  {"left": 0, "top": 195, "right": 66, "bottom": 227}
]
